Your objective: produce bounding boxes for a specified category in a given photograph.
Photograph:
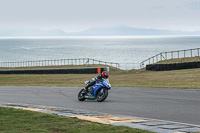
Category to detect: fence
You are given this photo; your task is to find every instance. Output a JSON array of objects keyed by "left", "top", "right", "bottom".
[
  {"left": 118, "top": 63, "right": 140, "bottom": 70},
  {"left": 4, "top": 47, "right": 198, "bottom": 70},
  {"left": 0, "top": 58, "right": 120, "bottom": 69},
  {"left": 140, "top": 48, "right": 200, "bottom": 68},
  {"left": 0, "top": 58, "right": 141, "bottom": 70}
]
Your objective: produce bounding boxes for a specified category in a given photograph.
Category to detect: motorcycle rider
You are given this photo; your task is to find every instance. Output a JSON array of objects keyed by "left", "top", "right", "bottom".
[{"left": 84, "top": 71, "right": 109, "bottom": 92}]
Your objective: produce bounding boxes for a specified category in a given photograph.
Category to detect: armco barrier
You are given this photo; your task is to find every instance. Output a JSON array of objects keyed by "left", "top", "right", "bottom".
[
  {"left": 146, "top": 61, "right": 200, "bottom": 71},
  {"left": 0, "top": 67, "right": 108, "bottom": 74}
]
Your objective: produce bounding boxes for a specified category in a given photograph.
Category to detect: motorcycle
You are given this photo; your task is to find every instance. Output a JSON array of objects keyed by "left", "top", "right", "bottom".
[{"left": 78, "top": 79, "right": 111, "bottom": 102}]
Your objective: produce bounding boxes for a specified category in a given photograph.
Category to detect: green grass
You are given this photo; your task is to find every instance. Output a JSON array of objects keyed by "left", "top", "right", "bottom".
[
  {"left": 0, "top": 67, "right": 200, "bottom": 89},
  {"left": 0, "top": 107, "right": 154, "bottom": 133},
  {"left": 1, "top": 57, "right": 200, "bottom": 89},
  {"left": 156, "top": 57, "right": 200, "bottom": 64},
  {"left": 112, "top": 68, "right": 200, "bottom": 89}
]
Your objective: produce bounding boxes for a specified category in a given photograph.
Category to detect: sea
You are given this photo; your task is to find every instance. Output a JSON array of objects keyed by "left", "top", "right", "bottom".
[{"left": 0, "top": 36, "right": 200, "bottom": 69}]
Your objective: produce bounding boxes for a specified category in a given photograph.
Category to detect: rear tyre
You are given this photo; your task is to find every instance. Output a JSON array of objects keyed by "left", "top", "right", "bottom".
[
  {"left": 78, "top": 89, "right": 86, "bottom": 101},
  {"left": 97, "top": 89, "right": 108, "bottom": 102}
]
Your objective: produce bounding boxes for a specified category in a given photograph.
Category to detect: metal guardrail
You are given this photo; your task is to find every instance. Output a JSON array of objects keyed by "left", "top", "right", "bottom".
[
  {"left": 0, "top": 58, "right": 120, "bottom": 69},
  {"left": 3, "top": 47, "right": 197, "bottom": 70},
  {"left": 0, "top": 58, "right": 141, "bottom": 70},
  {"left": 140, "top": 48, "right": 200, "bottom": 68},
  {"left": 118, "top": 63, "right": 140, "bottom": 70}
]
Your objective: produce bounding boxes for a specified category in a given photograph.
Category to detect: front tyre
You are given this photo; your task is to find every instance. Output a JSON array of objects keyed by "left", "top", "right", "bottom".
[
  {"left": 78, "top": 89, "right": 86, "bottom": 101},
  {"left": 97, "top": 89, "right": 108, "bottom": 102}
]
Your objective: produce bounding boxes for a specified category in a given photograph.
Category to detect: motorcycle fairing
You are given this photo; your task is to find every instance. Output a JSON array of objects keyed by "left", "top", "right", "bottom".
[{"left": 85, "top": 79, "right": 111, "bottom": 98}]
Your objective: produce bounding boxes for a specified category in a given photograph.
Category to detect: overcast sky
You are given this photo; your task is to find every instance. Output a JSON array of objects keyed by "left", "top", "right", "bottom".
[{"left": 1, "top": 0, "right": 200, "bottom": 32}]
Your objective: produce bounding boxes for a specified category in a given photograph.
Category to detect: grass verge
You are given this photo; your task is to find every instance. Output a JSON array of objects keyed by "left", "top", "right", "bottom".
[
  {"left": 156, "top": 57, "right": 200, "bottom": 64},
  {"left": 0, "top": 107, "right": 154, "bottom": 133},
  {"left": 0, "top": 67, "right": 200, "bottom": 89},
  {"left": 1, "top": 58, "right": 200, "bottom": 89}
]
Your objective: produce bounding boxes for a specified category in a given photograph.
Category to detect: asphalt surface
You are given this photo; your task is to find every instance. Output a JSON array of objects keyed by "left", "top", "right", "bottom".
[{"left": 0, "top": 86, "right": 199, "bottom": 126}]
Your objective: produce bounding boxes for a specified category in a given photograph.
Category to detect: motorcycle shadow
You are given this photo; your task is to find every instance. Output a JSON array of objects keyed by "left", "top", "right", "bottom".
[{"left": 77, "top": 99, "right": 113, "bottom": 103}]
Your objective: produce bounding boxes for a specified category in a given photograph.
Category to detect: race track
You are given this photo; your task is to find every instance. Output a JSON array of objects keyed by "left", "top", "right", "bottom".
[{"left": 0, "top": 86, "right": 199, "bottom": 125}]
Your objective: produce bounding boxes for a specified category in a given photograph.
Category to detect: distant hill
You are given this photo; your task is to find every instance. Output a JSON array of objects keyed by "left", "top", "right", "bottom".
[
  {"left": 0, "top": 29, "right": 67, "bottom": 37},
  {"left": 1, "top": 26, "right": 200, "bottom": 36},
  {"left": 67, "top": 26, "right": 200, "bottom": 36}
]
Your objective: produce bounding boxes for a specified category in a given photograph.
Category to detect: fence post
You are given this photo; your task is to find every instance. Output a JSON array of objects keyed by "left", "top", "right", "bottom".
[
  {"left": 87, "top": 58, "right": 89, "bottom": 65},
  {"left": 160, "top": 53, "right": 162, "bottom": 61},
  {"left": 184, "top": 50, "right": 186, "bottom": 57},
  {"left": 178, "top": 51, "right": 179, "bottom": 58},
  {"left": 156, "top": 55, "right": 158, "bottom": 62},
  {"left": 198, "top": 48, "right": 200, "bottom": 57},
  {"left": 171, "top": 52, "right": 173, "bottom": 59},
  {"left": 142, "top": 62, "right": 144, "bottom": 69}
]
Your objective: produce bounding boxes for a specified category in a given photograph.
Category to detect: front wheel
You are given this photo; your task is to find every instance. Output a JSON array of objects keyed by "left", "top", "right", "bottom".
[
  {"left": 97, "top": 89, "right": 108, "bottom": 102},
  {"left": 78, "top": 89, "right": 86, "bottom": 101}
]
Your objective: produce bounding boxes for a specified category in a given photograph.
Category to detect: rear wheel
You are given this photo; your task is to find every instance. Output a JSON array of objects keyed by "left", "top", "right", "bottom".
[
  {"left": 78, "top": 89, "right": 86, "bottom": 101},
  {"left": 97, "top": 89, "right": 108, "bottom": 102}
]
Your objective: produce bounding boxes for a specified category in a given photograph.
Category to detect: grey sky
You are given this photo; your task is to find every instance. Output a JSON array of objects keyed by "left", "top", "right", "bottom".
[{"left": 1, "top": 0, "right": 200, "bottom": 32}]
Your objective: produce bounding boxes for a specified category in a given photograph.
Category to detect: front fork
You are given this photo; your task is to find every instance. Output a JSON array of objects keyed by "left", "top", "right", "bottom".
[{"left": 100, "top": 88, "right": 105, "bottom": 94}]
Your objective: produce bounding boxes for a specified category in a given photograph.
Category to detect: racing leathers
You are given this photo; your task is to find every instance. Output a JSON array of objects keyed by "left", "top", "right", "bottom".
[{"left": 84, "top": 74, "right": 104, "bottom": 92}]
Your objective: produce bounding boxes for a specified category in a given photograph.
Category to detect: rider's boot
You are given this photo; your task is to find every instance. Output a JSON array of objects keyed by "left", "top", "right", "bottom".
[
  {"left": 84, "top": 86, "right": 89, "bottom": 93},
  {"left": 84, "top": 81, "right": 95, "bottom": 93}
]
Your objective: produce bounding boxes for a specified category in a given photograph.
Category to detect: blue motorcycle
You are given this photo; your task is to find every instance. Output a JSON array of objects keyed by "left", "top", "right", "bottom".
[{"left": 78, "top": 79, "right": 111, "bottom": 102}]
